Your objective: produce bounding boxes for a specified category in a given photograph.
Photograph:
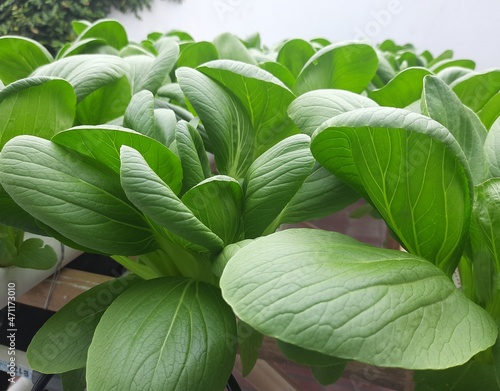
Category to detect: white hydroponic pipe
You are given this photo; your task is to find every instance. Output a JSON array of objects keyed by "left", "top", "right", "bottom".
[{"left": 0, "top": 235, "right": 82, "bottom": 309}]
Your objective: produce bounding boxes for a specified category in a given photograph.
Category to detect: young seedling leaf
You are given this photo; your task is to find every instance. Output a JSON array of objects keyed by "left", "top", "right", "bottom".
[{"left": 220, "top": 229, "right": 497, "bottom": 369}]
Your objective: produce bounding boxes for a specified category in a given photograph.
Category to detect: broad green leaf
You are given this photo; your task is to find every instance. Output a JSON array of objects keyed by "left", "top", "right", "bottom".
[
  {"left": 485, "top": 118, "right": 500, "bottom": 177},
  {"left": 371, "top": 51, "right": 397, "bottom": 88},
  {"left": 427, "top": 49, "right": 454, "bottom": 67},
  {"left": 220, "top": 229, "right": 497, "bottom": 369},
  {"left": 278, "top": 163, "right": 359, "bottom": 224},
  {"left": 396, "top": 51, "right": 425, "bottom": 68},
  {"left": 120, "top": 145, "right": 224, "bottom": 251},
  {"left": 0, "top": 136, "right": 156, "bottom": 255},
  {"left": 414, "top": 360, "right": 498, "bottom": 391},
  {"left": 470, "top": 179, "right": 500, "bottom": 276},
  {"left": 74, "top": 75, "right": 130, "bottom": 125},
  {"left": 27, "top": 275, "right": 141, "bottom": 373},
  {"left": 77, "top": 19, "right": 128, "bottom": 50},
  {"left": 288, "top": 89, "right": 378, "bottom": 136},
  {"left": 430, "top": 59, "right": 475, "bottom": 73},
  {"left": 237, "top": 320, "right": 263, "bottom": 377},
  {"left": 10, "top": 237, "right": 58, "bottom": 270},
  {"left": 212, "top": 239, "right": 253, "bottom": 278},
  {"left": 294, "top": 42, "right": 378, "bottom": 95},
  {"left": 134, "top": 37, "right": 179, "bottom": 94},
  {"left": 478, "top": 91, "right": 500, "bottom": 130},
  {"left": 177, "top": 41, "right": 218, "bottom": 69},
  {"left": 311, "top": 107, "right": 472, "bottom": 275},
  {"left": 0, "top": 36, "right": 53, "bottom": 84},
  {"left": 33, "top": 54, "right": 130, "bottom": 102},
  {"left": 213, "top": 32, "right": 257, "bottom": 65},
  {"left": 182, "top": 176, "right": 243, "bottom": 244},
  {"left": 276, "top": 39, "right": 315, "bottom": 79},
  {"left": 155, "top": 108, "right": 179, "bottom": 147},
  {"left": 177, "top": 67, "right": 254, "bottom": 177},
  {"left": 72, "top": 20, "right": 91, "bottom": 35},
  {"left": 421, "top": 75, "right": 488, "bottom": 184},
  {"left": 259, "top": 61, "right": 295, "bottom": 90},
  {"left": 166, "top": 30, "right": 194, "bottom": 42},
  {"left": 175, "top": 120, "right": 212, "bottom": 192},
  {"left": 123, "top": 90, "right": 156, "bottom": 140},
  {"left": 57, "top": 38, "right": 108, "bottom": 59},
  {"left": 119, "top": 43, "right": 154, "bottom": 57},
  {"left": 52, "top": 125, "right": 182, "bottom": 194},
  {"left": 198, "top": 60, "right": 299, "bottom": 156},
  {"left": 0, "top": 190, "right": 46, "bottom": 234},
  {"left": 437, "top": 66, "right": 473, "bottom": 85},
  {"left": 0, "top": 77, "right": 76, "bottom": 150},
  {"left": 61, "top": 368, "right": 86, "bottom": 391},
  {"left": 369, "top": 67, "right": 432, "bottom": 108},
  {"left": 451, "top": 70, "right": 500, "bottom": 112},
  {"left": 243, "top": 134, "right": 314, "bottom": 238},
  {"left": 311, "top": 362, "right": 347, "bottom": 386},
  {"left": 87, "top": 277, "right": 237, "bottom": 391}
]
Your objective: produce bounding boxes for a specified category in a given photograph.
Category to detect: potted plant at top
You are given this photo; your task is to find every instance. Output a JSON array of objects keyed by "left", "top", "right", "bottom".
[{"left": 1, "top": 18, "right": 500, "bottom": 390}]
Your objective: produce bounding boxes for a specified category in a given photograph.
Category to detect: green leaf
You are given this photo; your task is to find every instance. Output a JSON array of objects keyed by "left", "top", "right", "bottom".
[
  {"left": 0, "top": 190, "right": 46, "bottom": 234},
  {"left": 77, "top": 19, "right": 128, "bottom": 50},
  {"left": 57, "top": 38, "right": 108, "bottom": 59},
  {"left": 175, "top": 120, "right": 212, "bottom": 192},
  {"left": 243, "top": 134, "right": 314, "bottom": 238},
  {"left": 485, "top": 118, "right": 500, "bottom": 177},
  {"left": 0, "top": 77, "right": 76, "bottom": 150},
  {"left": 220, "top": 229, "right": 497, "bottom": 369},
  {"left": 61, "top": 368, "right": 86, "bottom": 391},
  {"left": 288, "top": 89, "right": 378, "bottom": 136},
  {"left": 177, "top": 67, "right": 254, "bottom": 178},
  {"left": 421, "top": 75, "right": 488, "bottom": 184},
  {"left": 72, "top": 20, "right": 91, "bottom": 35},
  {"left": 0, "top": 136, "right": 156, "bottom": 255},
  {"left": 52, "top": 125, "right": 182, "bottom": 194},
  {"left": 478, "top": 91, "right": 500, "bottom": 130},
  {"left": 177, "top": 41, "right": 218, "bottom": 69},
  {"left": 311, "top": 107, "right": 472, "bottom": 276},
  {"left": 278, "top": 163, "right": 359, "bottom": 224},
  {"left": 470, "top": 179, "right": 500, "bottom": 275},
  {"left": 10, "top": 237, "right": 58, "bottom": 270},
  {"left": 120, "top": 145, "right": 224, "bottom": 251},
  {"left": 237, "top": 320, "right": 264, "bottom": 377},
  {"left": 427, "top": 49, "right": 454, "bottom": 67},
  {"left": 437, "top": 66, "right": 474, "bottom": 85},
  {"left": 213, "top": 32, "right": 257, "bottom": 65},
  {"left": 182, "top": 175, "right": 243, "bottom": 244},
  {"left": 259, "top": 61, "right": 295, "bottom": 90},
  {"left": 33, "top": 54, "right": 130, "bottom": 102},
  {"left": 369, "top": 67, "right": 432, "bottom": 108},
  {"left": 87, "top": 277, "right": 237, "bottom": 391},
  {"left": 451, "top": 70, "right": 500, "bottom": 112},
  {"left": 294, "top": 42, "right": 378, "bottom": 95},
  {"left": 311, "top": 362, "right": 347, "bottom": 386},
  {"left": 27, "top": 275, "right": 141, "bottom": 373},
  {"left": 430, "top": 59, "right": 475, "bottom": 73},
  {"left": 74, "top": 75, "right": 130, "bottom": 125},
  {"left": 123, "top": 90, "right": 159, "bottom": 141},
  {"left": 198, "top": 60, "right": 299, "bottom": 156},
  {"left": 0, "top": 36, "right": 53, "bottom": 85},
  {"left": 414, "top": 360, "right": 498, "bottom": 391},
  {"left": 276, "top": 39, "right": 315, "bottom": 79}
]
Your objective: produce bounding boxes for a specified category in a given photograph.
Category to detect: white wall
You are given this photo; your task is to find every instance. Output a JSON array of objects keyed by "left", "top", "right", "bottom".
[{"left": 109, "top": 0, "right": 500, "bottom": 71}]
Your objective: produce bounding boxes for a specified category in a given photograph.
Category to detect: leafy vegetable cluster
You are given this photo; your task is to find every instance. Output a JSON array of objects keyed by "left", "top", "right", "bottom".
[{"left": 1, "top": 19, "right": 500, "bottom": 391}]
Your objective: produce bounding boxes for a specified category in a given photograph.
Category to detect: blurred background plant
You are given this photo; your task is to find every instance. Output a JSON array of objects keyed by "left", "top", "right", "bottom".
[{"left": 0, "top": 0, "right": 182, "bottom": 54}]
